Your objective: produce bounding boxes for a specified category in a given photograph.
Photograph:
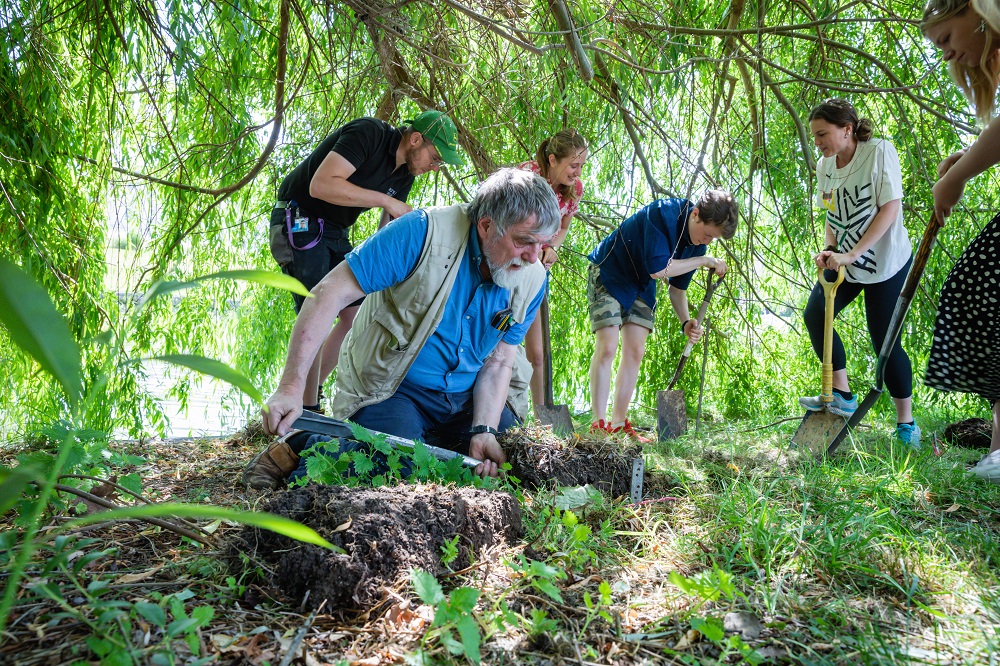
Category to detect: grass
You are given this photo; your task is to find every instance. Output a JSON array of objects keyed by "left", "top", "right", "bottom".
[
  {"left": 642, "top": 419, "right": 1000, "bottom": 664},
  {"left": 1, "top": 413, "right": 998, "bottom": 664}
]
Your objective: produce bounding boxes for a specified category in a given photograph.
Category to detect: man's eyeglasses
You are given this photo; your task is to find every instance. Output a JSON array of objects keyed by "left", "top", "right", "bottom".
[{"left": 425, "top": 144, "right": 444, "bottom": 167}]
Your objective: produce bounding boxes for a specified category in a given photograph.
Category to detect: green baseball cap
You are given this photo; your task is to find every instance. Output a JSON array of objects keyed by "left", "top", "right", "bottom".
[{"left": 407, "top": 110, "right": 463, "bottom": 166}]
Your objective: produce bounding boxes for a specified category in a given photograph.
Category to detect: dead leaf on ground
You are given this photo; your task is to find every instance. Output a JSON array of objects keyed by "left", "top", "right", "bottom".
[{"left": 117, "top": 564, "right": 164, "bottom": 584}]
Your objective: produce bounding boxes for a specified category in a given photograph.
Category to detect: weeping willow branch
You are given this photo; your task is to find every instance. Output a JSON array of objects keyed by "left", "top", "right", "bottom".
[
  {"left": 548, "top": 0, "right": 593, "bottom": 81},
  {"left": 591, "top": 54, "right": 665, "bottom": 197},
  {"left": 757, "top": 65, "right": 816, "bottom": 173},
  {"left": 151, "top": 0, "right": 292, "bottom": 267},
  {"left": 346, "top": 0, "right": 497, "bottom": 176}
]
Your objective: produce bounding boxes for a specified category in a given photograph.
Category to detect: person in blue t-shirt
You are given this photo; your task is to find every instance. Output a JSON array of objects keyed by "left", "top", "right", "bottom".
[{"left": 587, "top": 191, "right": 739, "bottom": 441}]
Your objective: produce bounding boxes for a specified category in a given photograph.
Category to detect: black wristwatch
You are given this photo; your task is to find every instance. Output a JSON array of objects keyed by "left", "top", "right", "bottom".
[{"left": 469, "top": 425, "right": 500, "bottom": 436}]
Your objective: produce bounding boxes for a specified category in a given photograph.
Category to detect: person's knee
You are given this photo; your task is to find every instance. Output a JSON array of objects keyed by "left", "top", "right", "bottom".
[
  {"left": 621, "top": 341, "right": 646, "bottom": 367},
  {"left": 592, "top": 329, "right": 618, "bottom": 363},
  {"left": 525, "top": 340, "right": 543, "bottom": 365},
  {"left": 803, "top": 299, "right": 824, "bottom": 332}
]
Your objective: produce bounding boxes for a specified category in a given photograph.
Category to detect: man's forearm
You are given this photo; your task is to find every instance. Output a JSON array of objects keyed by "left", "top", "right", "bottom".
[
  {"left": 668, "top": 285, "right": 691, "bottom": 323},
  {"left": 471, "top": 350, "right": 515, "bottom": 428},
  {"left": 651, "top": 256, "right": 711, "bottom": 279},
  {"left": 310, "top": 176, "right": 393, "bottom": 210},
  {"left": 278, "top": 264, "right": 365, "bottom": 393}
]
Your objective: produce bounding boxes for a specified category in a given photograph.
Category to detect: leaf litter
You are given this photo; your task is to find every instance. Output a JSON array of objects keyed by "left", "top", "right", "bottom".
[{"left": 1, "top": 418, "right": 989, "bottom": 664}]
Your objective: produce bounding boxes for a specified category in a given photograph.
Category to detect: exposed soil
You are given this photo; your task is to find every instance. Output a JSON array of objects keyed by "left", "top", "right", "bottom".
[
  {"left": 942, "top": 418, "right": 992, "bottom": 449},
  {"left": 233, "top": 483, "right": 522, "bottom": 612},
  {"left": 503, "top": 426, "right": 642, "bottom": 498}
]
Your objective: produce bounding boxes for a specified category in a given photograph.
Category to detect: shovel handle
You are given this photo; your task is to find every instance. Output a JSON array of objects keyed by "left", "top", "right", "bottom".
[
  {"left": 540, "top": 285, "right": 555, "bottom": 406},
  {"left": 693, "top": 269, "right": 724, "bottom": 326},
  {"left": 817, "top": 264, "right": 846, "bottom": 293},
  {"left": 679, "top": 270, "right": 724, "bottom": 356},
  {"left": 666, "top": 269, "right": 723, "bottom": 390},
  {"left": 819, "top": 265, "right": 845, "bottom": 402}
]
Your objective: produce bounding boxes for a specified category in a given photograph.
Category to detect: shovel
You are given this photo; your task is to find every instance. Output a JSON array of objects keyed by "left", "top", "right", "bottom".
[
  {"left": 292, "top": 410, "right": 483, "bottom": 468},
  {"left": 657, "top": 269, "right": 724, "bottom": 441},
  {"left": 791, "top": 265, "right": 847, "bottom": 454},
  {"left": 534, "top": 287, "right": 574, "bottom": 436},
  {"left": 824, "top": 212, "right": 944, "bottom": 456}
]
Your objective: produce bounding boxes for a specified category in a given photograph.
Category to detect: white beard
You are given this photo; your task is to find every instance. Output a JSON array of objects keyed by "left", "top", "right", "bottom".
[
  {"left": 483, "top": 232, "right": 533, "bottom": 291},
  {"left": 490, "top": 260, "right": 529, "bottom": 290}
]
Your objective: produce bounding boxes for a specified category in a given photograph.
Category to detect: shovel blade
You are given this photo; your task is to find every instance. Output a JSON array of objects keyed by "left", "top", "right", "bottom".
[
  {"left": 535, "top": 403, "right": 574, "bottom": 436},
  {"left": 791, "top": 409, "right": 848, "bottom": 455},
  {"left": 657, "top": 390, "right": 687, "bottom": 441}
]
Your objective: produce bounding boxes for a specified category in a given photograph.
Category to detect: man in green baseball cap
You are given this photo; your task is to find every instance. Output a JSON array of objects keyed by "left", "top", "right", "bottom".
[
  {"left": 407, "top": 110, "right": 464, "bottom": 166},
  {"left": 267, "top": 110, "right": 464, "bottom": 415}
]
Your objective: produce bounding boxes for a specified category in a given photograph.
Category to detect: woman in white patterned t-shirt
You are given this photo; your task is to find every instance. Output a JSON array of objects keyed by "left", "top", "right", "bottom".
[{"left": 798, "top": 98, "right": 919, "bottom": 448}]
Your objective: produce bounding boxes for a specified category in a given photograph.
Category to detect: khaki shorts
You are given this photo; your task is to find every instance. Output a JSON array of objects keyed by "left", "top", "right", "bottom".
[{"left": 587, "top": 263, "right": 655, "bottom": 333}]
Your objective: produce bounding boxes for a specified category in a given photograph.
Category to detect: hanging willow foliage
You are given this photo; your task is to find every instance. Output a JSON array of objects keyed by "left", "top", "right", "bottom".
[{"left": 0, "top": 0, "right": 992, "bottom": 436}]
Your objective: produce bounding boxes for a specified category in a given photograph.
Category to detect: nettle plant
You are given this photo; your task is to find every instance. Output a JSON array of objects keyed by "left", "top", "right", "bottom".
[
  {"left": 0, "top": 258, "right": 337, "bottom": 654},
  {"left": 295, "top": 420, "right": 513, "bottom": 489}
]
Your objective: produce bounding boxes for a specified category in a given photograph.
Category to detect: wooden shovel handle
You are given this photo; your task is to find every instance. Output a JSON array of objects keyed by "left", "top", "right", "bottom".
[
  {"left": 540, "top": 285, "right": 555, "bottom": 407},
  {"left": 666, "top": 269, "right": 724, "bottom": 390},
  {"left": 680, "top": 269, "right": 724, "bottom": 357},
  {"left": 819, "top": 265, "right": 845, "bottom": 402}
]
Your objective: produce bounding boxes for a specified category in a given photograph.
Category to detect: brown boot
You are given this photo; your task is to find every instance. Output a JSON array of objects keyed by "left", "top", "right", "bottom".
[{"left": 243, "top": 431, "right": 302, "bottom": 490}]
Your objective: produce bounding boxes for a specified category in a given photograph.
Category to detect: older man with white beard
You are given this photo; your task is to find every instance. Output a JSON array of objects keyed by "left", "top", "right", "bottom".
[{"left": 258, "top": 168, "right": 560, "bottom": 480}]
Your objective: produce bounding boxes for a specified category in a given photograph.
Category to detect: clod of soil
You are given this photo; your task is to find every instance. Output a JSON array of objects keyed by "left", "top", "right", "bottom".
[
  {"left": 504, "top": 426, "right": 642, "bottom": 498},
  {"left": 233, "top": 484, "right": 521, "bottom": 611},
  {"left": 942, "top": 418, "right": 992, "bottom": 449}
]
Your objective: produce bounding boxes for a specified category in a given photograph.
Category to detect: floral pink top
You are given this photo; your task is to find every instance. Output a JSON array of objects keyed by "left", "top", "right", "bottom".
[{"left": 517, "top": 160, "right": 584, "bottom": 219}]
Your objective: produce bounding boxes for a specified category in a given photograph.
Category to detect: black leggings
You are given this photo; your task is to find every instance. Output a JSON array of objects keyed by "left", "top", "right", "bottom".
[{"left": 803, "top": 256, "right": 913, "bottom": 400}]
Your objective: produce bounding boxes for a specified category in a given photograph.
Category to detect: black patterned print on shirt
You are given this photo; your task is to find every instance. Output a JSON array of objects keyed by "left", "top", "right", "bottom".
[{"left": 827, "top": 182, "right": 877, "bottom": 277}]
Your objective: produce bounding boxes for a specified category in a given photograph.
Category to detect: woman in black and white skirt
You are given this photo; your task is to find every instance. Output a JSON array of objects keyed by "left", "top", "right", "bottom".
[{"left": 922, "top": 0, "right": 1000, "bottom": 474}]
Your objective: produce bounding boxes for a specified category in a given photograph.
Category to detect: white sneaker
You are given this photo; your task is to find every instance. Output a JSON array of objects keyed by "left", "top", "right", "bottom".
[{"left": 972, "top": 449, "right": 1000, "bottom": 483}]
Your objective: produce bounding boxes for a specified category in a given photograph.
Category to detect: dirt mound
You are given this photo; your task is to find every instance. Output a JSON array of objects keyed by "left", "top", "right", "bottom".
[
  {"left": 942, "top": 418, "right": 992, "bottom": 449},
  {"left": 233, "top": 484, "right": 521, "bottom": 611},
  {"left": 504, "top": 426, "right": 641, "bottom": 498}
]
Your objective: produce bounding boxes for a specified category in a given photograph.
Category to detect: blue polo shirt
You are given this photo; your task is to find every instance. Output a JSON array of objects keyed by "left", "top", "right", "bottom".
[
  {"left": 587, "top": 198, "right": 706, "bottom": 312},
  {"left": 345, "top": 209, "right": 545, "bottom": 393}
]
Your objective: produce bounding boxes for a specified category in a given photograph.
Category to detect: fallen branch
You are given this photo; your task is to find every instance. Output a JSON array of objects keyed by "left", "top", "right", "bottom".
[
  {"left": 278, "top": 601, "right": 326, "bottom": 666},
  {"left": 51, "top": 484, "right": 214, "bottom": 546}
]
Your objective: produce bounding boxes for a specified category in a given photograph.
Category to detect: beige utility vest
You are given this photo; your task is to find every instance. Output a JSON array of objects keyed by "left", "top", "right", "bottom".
[{"left": 331, "top": 203, "right": 543, "bottom": 421}]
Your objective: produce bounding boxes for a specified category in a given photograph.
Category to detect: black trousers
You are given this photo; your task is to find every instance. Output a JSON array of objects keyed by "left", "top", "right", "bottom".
[{"left": 803, "top": 255, "right": 913, "bottom": 400}]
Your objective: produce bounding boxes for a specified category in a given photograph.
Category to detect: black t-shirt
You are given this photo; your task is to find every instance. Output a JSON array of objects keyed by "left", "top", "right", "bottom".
[{"left": 277, "top": 118, "right": 415, "bottom": 234}]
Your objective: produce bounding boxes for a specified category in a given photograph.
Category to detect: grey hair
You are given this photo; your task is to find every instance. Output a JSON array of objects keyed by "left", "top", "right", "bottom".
[{"left": 467, "top": 167, "right": 561, "bottom": 237}]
